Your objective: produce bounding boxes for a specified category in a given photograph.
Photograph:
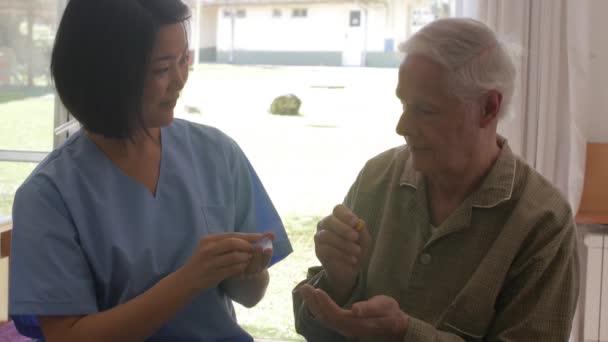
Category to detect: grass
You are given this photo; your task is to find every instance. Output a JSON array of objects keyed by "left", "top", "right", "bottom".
[
  {"left": 0, "top": 63, "right": 402, "bottom": 339},
  {"left": 236, "top": 215, "right": 319, "bottom": 341},
  {"left": 0, "top": 88, "right": 55, "bottom": 217},
  {"left": 0, "top": 163, "right": 37, "bottom": 217},
  {"left": 0, "top": 90, "right": 54, "bottom": 152}
]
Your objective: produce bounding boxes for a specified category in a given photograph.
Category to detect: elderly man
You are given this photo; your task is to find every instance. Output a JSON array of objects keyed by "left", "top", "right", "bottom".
[{"left": 293, "top": 18, "right": 579, "bottom": 341}]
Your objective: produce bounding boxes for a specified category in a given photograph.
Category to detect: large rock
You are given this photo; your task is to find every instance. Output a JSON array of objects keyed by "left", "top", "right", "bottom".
[{"left": 269, "top": 94, "right": 301, "bottom": 116}]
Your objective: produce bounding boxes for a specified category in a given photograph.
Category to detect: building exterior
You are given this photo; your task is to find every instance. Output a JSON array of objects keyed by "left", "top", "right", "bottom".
[{"left": 192, "top": 0, "right": 452, "bottom": 67}]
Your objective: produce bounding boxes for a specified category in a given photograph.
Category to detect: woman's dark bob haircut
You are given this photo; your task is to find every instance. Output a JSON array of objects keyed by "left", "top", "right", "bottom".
[{"left": 51, "top": 0, "right": 191, "bottom": 139}]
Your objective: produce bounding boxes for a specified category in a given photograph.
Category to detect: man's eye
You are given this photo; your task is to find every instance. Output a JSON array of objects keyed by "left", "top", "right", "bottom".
[{"left": 412, "top": 106, "right": 434, "bottom": 115}]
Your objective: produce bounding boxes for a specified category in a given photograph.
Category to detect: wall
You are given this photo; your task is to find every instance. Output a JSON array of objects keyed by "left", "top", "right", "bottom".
[
  {"left": 0, "top": 258, "right": 7, "bottom": 321},
  {"left": 197, "top": 5, "right": 219, "bottom": 62},
  {"left": 386, "top": 0, "right": 409, "bottom": 44},
  {"left": 200, "top": 5, "right": 218, "bottom": 49},
  {"left": 587, "top": 0, "right": 608, "bottom": 142},
  {"left": 217, "top": 4, "right": 347, "bottom": 52},
  {"left": 214, "top": 3, "right": 399, "bottom": 67},
  {"left": 0, "top": 225, "right": 9, "bottom": 322}
]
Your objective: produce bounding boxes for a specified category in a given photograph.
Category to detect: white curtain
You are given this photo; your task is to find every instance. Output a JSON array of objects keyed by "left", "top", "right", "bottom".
[
  {"left": 463, "top": 0, "right": 590, "bottom": 214},
  {"left": 466, "top": 3, "right": 595, "bottom": 340}
]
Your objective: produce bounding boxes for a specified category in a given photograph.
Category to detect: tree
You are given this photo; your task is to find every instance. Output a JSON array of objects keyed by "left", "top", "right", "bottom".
[{"left": 0, "top": 0, "right": 56, "bottom": 87}]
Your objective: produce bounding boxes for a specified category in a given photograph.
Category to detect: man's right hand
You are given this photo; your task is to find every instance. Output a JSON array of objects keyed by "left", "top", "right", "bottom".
[{"left": 314, "top": 204, "right": 372, "bottom": 304}]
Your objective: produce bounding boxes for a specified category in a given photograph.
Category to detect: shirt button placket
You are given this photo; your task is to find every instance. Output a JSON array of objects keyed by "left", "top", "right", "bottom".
[{"left": 419, "top": 253, "right": 432, "bottom": 265}]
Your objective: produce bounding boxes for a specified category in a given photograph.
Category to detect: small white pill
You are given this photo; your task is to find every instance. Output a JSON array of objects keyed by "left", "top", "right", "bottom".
[{"left": 254, "top": 236, "right": 273, "bottom": 250}]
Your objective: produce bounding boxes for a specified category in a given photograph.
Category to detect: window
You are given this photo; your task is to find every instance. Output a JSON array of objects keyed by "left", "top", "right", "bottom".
[
  {"left": 349, "top": 10, "right": 361, "bottom": 27},
  {"left": 0, "top": 0, "right": 69, "bottom": 217},
  {"left": 0, "top": 162, "right": 37, "bottom": 216},
  {"left": 410, "top": 0, "right": 447, "bottom": 33},
  {"left": 223, "top": 9, "right": 245, "bottom": 18},
  {"left": 292, "top": 8, "right": 307, "bottom": 18},
  {"left": 190, "top": 0, "right": 456, "bottom": 339},
  {"left": 0, "top": 0, "right": 460, "bottom": 338}
]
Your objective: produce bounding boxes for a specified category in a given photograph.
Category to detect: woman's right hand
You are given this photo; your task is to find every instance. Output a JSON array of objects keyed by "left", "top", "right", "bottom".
[
  {"left": 179, "top": 233, "right": 264, "bottom": 291},
  {"left": 314, "top": 205, "right": 371, "bottom": 303}
]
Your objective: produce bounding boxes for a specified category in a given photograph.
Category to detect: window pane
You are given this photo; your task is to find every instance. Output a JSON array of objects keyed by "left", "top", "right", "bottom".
[
  {"left": 0, "top": 94, "right": 54, "bottom": 151},
  {"left": 0, "top": 161, "right": 36, "bottom": 217},
  {"left": 0, "top": 0, "right": 62, "bottom": 152},
  {"left": 185, "top": 0, "right": 457, "bottom": 339},
  {"left": 185, "top": 0, "right": 456, "bottom": 339},
  {"left": 178, "top": 64, "right": 403, "bottom": 340},
  {"left": 350, "top": 10, "right": 361, "bottom": 27}
]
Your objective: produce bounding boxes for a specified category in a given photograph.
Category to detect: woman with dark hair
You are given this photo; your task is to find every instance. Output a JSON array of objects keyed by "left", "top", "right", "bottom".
[{"left": 8, "top": 0, "right": 292, "bottom": 341}]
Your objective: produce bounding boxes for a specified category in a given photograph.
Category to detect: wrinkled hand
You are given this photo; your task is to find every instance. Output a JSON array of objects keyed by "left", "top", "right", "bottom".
[
  {"left": 298, "top": 284, "right": 409, "bottom": 338},
  {"left": 315, "top": 204, "right": 372, "bottom": 302},
  {"left": 180, "top": 233, "right": 264, "bottom": 291}
]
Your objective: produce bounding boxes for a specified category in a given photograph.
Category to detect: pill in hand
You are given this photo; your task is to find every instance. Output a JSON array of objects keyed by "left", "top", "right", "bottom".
[
  {"left": 254, "top": 236, "right": 273, "bottom": 250},
  {"left": 354, "top": 219, "right": 365, "bottom": 232}
]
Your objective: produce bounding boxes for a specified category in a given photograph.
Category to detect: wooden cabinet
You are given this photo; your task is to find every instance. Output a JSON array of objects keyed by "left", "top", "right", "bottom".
[
  {"left": 0, "top": 222, "right": 11, "bottom": 323},
  {"left": 583, "top": 233, "right": 608, "bottom": 342}
]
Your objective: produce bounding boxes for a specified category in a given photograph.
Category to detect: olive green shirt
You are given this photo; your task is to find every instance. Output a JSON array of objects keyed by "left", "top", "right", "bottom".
[{"left": 293, "top": 141, "right": 579, "bottom": 341}]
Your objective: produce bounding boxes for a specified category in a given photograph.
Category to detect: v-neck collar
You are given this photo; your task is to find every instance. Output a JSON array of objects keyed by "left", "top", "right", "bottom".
[{"left": 81, "top": 127, "right": 167, "bottom": 200}]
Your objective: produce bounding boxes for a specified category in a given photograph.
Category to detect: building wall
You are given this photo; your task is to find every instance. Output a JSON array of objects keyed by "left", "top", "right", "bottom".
[
  {"left": 386, "top": 0, "right": 409, "bottom": 46},
  {"left": 200, "top": 6, "right": 218, "bottom": 48},
  {"left": 217, "top": 4, "right": 349, "bottom": 51},
  {"left": 213, "top": 3, "right": 401, "bottom": 67},
  {"left": 199, "top": 5, "right": 219, "bottom": 61}
]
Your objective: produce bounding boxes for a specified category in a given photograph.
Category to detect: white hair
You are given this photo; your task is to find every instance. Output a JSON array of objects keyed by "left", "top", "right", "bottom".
[{"left": 399, "top": 18, "right": 516, "bottom": 118}]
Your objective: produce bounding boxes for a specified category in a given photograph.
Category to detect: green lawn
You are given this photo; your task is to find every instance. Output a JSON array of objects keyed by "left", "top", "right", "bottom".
[
  {"left": 0, "top": 163, "right": 37, "bottom": 217},
  {"left": 236, "top": 215, "right": 319, "bottom": 341},
  {"left": 0, "top": 88, "right": 54, "bottom": 217},
  {"left": 0, "top": 63, "right": 401, "bottom": 340},
  {"left": 0, "top": 90, "right": 54, "bottom": 152}
]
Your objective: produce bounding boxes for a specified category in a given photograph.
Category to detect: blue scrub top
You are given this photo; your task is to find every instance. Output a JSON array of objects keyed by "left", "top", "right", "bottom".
[{"left": 8, "top": 119, "right": 293, "bottom": 341}]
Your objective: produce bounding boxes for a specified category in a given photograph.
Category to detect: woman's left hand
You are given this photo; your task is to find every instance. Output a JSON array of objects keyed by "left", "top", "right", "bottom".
[
  {"left": 221, "top": 233, "right": 274, "bottom": 307},
  {"left": 298, "top": 284, "right": 409, "bottom": 338}
]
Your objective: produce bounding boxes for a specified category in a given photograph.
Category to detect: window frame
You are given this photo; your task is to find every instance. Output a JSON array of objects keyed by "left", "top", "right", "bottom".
[
  {"left": 292, "top": 8, "right": 308, "bottom": 18},
  {"left": 0, "top": 0, "right": 71, "bottom": 164}
]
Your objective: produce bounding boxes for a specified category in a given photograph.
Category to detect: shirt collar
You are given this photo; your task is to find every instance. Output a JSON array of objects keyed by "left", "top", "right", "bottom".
[
  {"left": 399, "top": 136, "right": 516, "bottom": 209},
  {"left": 470, "top": 137, "right": 516, "bottom": 208},
  {"left": 399, "top": 150, "right": 422, "bottom": 190}
]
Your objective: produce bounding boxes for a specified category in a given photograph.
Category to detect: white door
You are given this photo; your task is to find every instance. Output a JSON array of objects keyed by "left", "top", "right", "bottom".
[{"left": 342, "top": 10, "right": 364, "bottom": 66}]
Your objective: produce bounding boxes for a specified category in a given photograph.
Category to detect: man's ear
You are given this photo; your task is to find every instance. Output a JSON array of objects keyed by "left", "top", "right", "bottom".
[{"left": 480, "top": 90, "right": 502, "bottom": 128}]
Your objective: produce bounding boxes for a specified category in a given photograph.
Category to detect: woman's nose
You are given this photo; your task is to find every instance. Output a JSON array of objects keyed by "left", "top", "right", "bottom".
[{"left": 171, "top": 64, "right": 188, "bottom": 91}]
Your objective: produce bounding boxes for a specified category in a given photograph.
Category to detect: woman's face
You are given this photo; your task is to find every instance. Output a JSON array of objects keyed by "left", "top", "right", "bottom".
[
  {"left": 141, "top": 23, "right": 190, "bottom": 128},
  {"left": 395, "top": 54, "right": 482, "bottom": 176}
]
